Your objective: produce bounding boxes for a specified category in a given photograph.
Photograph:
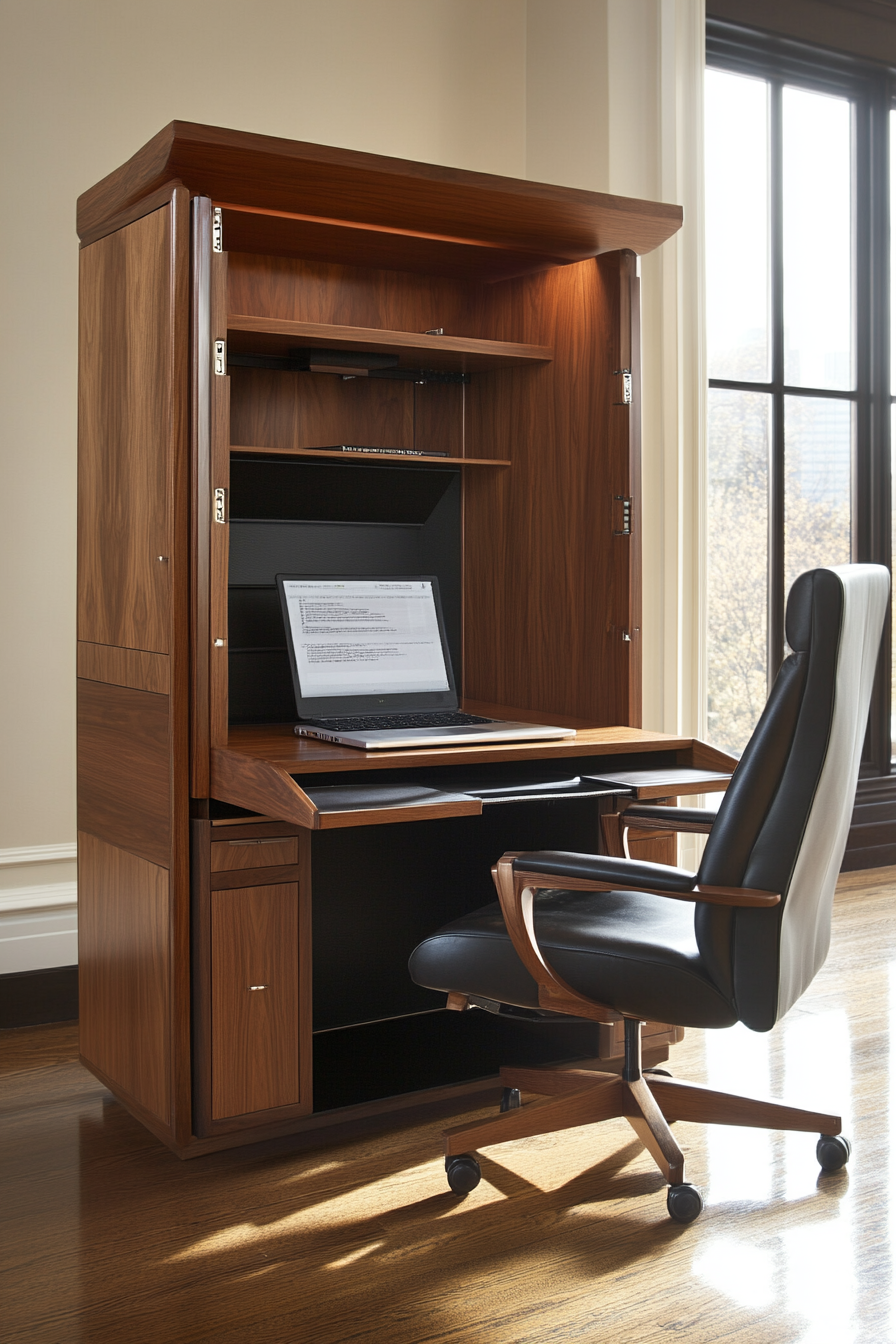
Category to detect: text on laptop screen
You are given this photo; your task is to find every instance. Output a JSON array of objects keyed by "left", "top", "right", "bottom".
[{"left": 281, "top": 580, "right": 451, "bottom": 699}]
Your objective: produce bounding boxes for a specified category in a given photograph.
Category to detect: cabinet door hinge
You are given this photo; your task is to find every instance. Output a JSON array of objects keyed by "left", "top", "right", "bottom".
[
  {"left": 214, "top": 487, "right": 228, "bottom": 524},
  {"left": 214, "top": 340, "right": 226, "bottom": 376},
  {"left": 613, "top": 368, "right": 633, "bottom": 405},
  {"left": 212, "top": 207, "right": 223, "bottom": 253},
  {"left": 614, "top": 496, "right": 633, "bottom": 535}
]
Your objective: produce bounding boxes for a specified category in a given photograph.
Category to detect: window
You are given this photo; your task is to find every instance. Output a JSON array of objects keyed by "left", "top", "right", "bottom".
[{"left": 705, "top": 25, "right": 891, "bottom": 771}]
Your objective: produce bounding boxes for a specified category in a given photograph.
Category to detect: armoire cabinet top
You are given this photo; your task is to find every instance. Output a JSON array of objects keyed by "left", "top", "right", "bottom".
[{"left": 76, "top": 121, "right": 683, "bottom": 282}]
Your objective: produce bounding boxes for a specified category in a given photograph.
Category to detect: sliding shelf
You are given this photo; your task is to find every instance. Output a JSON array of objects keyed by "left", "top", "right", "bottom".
[
  {"left": 230, "top": 444, "right": 510, "bottom": 467},
  {"left": 226, "top": 316, "right": 553, "bottom": 373}
]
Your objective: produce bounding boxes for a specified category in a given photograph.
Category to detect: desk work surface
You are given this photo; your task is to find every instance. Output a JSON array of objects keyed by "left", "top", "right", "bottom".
[
  {"left": 209, "top": 722, "right": 736, "bottom": 830},
  {"left": 221, "top": 721, "right": 723, "bottom": 774}
]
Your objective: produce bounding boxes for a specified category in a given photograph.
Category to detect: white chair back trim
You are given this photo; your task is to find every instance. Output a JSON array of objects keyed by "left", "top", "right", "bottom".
[{"left": 777, "top": 564, "right": 889, "bottom": 1017}]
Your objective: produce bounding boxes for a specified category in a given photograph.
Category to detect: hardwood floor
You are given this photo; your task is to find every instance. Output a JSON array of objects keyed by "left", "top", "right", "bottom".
[{"left": 3, "top": 866, "right": 895, "bottom": 1343}]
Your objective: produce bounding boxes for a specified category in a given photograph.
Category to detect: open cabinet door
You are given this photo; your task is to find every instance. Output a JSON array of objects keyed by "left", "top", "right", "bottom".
[
  {"left": 462, "top": 249, "right": 642, "bottom": 728},
  {"left": 190, "top": 197, "right": 232, "bottom": 794}
]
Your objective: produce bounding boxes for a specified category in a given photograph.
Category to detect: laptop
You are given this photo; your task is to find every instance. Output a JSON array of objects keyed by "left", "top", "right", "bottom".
[{"left": 276, "top": 575, "right": 576, "bottom": 750}]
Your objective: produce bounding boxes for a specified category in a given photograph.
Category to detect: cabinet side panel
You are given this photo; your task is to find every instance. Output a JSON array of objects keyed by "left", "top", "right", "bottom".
[
  {"left": 78, "top": 831, "right": 172, "bottom": 1126},
  {"left": 77, "top": 679, "right": 171, "bottom": 867},
  {"left": 78, "top": 205, "right": 174, "bottom": 652},
  {"left": 211, "top": 884, "right": 300, "bottom": 1118}
]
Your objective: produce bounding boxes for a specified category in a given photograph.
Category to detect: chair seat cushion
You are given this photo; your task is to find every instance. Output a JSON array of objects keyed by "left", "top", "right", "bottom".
[{"left": 409, "top": 888, "right": 738, "bottom": 1029}]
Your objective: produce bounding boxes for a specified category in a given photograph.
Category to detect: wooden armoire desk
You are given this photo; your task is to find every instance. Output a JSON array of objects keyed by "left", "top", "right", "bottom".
[{"left": 75, "top": 123, "right": 727, "bottom": 1159}]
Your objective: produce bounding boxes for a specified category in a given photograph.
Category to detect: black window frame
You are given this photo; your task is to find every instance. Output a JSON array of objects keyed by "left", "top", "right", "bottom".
[{"left": 706, "top": 18, "right": 893, "bottom": 775}]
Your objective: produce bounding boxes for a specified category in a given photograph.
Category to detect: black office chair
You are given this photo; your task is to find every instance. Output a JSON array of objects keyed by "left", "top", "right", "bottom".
[{"left": 409, "top": 565, "right": 889, "bottom": 1222}]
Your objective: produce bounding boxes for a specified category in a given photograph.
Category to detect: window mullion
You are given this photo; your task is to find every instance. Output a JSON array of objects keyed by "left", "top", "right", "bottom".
[{"left": 769, "top": 79, "right": 786, "bottom": 688}]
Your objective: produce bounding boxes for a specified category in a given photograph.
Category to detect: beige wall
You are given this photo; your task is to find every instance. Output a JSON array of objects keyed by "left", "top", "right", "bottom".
[
  {"left": 0, "top": 0, "right": 528, "bottom": 857},
  {"left": 0, "top": 0, "right": 703, "bottom": 964}
]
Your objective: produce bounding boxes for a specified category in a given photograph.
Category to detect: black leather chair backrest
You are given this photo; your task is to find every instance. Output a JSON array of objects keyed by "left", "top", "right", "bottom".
[{"left": 694, "top": 565, "right": 888, "bottom": 1031}]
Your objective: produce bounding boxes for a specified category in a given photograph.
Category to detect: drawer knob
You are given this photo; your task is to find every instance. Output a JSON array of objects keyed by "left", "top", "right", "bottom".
[{"left": 248, "top": 984, "right": 268, "bottom": 991}]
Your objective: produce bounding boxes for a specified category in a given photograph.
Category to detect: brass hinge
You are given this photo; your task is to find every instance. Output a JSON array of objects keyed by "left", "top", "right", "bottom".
[
  {"left": 214, "top": 340, "right": 226, "bottom": 376},
  {"left": 614, "top": 496, "right": 633, "bottom": 535},
  {"left": 214, "top": 487, "right": 228, "bottom": 524},
  {"left": 212, "top": 207, "right": 223, "bottom": 253},
  {"left": 613, "top": 368, "right": 633, "bottom": 405}
]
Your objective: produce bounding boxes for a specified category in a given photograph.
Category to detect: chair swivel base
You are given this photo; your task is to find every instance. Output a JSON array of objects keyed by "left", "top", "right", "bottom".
[{"left": 441, "top": 1061, "right": 845, "bottom": 1223}]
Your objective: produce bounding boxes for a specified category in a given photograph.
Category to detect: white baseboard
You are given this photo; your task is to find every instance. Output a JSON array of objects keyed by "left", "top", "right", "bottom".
[
  {"left": 0, "top": 854, "right": 78, "bottom": 973},
  {"left": 0, "top": 842, "right": 77, "bottom": 867},
  {"left": 0, "top": 903, "right": 78, "bottom": 973},
  {"left": 0, "top": 882, "right": 78, "bottom": 914}
]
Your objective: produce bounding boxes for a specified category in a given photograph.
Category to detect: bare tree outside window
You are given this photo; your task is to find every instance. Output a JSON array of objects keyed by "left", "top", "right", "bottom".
[{"left": 705, "top": 66, "right": 855, "bottom": 758}]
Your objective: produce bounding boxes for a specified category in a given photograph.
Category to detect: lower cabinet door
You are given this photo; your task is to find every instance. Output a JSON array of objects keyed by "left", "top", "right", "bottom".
[{"left": 211, "top": 883, "right": 301, "bottom": 1120}]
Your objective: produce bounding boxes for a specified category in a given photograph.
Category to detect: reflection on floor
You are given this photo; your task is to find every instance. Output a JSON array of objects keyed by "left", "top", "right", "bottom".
[{"left": 2, "top": 866, "right": 895, "bottom": 1344}]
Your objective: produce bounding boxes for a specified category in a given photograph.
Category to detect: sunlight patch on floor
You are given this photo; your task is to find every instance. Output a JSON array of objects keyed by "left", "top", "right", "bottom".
[
  {"left": 166, "top": 1157, "right": 505, "bottom": 1260},
  {"left": 693, "top": 1236, "right": 775, "bottom": 1308},
  {"left": 473, "top": 1116, "right": 637, "bottom": 1193},
  {"left": 326, "top": 1241, "right": 385, "bottom": 1268}
]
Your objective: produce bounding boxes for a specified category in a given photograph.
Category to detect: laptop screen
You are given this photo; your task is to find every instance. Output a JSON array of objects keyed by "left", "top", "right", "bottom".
[{"left": 277, "top": 576, "right": 458, "bottom": 718}]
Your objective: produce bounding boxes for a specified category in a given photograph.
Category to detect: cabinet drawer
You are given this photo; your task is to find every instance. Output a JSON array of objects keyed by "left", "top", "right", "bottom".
[
  {"left": 211, "top": 836, "right": 299, "bottom": 872},
  {"left": 211, "top": 883, "right": 301, "bottom": 1119}
]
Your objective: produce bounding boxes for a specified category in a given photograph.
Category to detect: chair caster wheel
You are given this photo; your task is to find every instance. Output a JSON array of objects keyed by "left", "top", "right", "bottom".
[
  {"left": 644, "top": 1067, "right": 673, "bottom": 1078},
  {"left": 817, "top": 1134, "right": 851, "bottom": 1172},
  {"left": 500, "top": 1087, "right": 521, "bottom": 1112},
  {"left": 446, "top": 1153, "right": 481, "bottom": 1195},
  {"left": 666, "top": 1182, "right": 704, "bottom": 1224}
]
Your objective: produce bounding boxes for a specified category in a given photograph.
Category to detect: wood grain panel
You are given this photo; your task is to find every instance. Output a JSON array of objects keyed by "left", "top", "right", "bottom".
[
  {"left": 78, "top": 204, "right": 174, "bottom": 652},
  {"left": 210, "top": 747, "right": 317, "bottom": 827},
  {"left": 78, "top": 830, "right": 171, "bottom": 1126},
  {"left": 413, "top": 381, "right": 465, "bottom": 456},
  {"left": 210, "top": 863, "right": 303, "bottom": 891},
  {"left": 463, "top": 255, "right": 634, "bottom": 724},
  {"left": 229, "top": 367, "right": 413, "bottom": 453},
  {"left": 211, "top": 884, "right": 301, "bottom": 1118},
  {"left": 77, "top": 641, "right": 169, "bottom": 694},
  {"left": 211, "top": 836, "right": 299, "bottom": 871},
  {"left": 227, "top": 253, "right": 473, "bottom": 336},
  {"left": 77, "top": 178, "right": 185, "bottom": 249},
  {"left": 220, "top": 208, "right": 561, "bottom": 283},
  {"left": 77, "top": 679, "right": 170, "bottom": 868},
  {"left": 160, "top": 185, "right": 193, "bottom": 1147},
  {"left": 626, "top": 833, "right": 678, "bottom": 865}
]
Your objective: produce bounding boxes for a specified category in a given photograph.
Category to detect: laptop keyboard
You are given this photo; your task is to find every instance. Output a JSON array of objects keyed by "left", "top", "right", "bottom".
[{"left": 302, "top": 711, "right": 495, "bottom": 731}]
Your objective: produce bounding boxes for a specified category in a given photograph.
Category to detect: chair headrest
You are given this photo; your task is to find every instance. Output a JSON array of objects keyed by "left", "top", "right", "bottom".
[{"left": 785, "top": 569, "right": 816, "bottom": 651}]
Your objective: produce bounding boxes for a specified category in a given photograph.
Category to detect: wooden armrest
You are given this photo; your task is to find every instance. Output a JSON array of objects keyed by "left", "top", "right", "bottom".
[
  {"left": 601, "top": 806, "right": 714, "bottom": 856},
  {"left": 491, "top": 854, "right": 621, "bottom": 1023},
  {"left": 489, "top": 852, "right": 779, "bottom": 1027}
]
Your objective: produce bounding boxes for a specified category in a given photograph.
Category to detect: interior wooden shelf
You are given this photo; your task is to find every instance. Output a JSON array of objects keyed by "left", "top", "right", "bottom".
[
  {"left": 226, "top": 316, "right": 553, "bottom": 372},
  {"left": 230, "top": 444, "right": 510, "bottom": 467}
]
